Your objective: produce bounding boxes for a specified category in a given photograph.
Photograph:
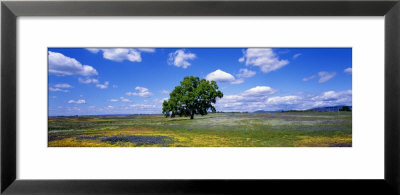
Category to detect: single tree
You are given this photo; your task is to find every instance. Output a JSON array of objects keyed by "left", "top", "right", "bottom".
[{"left": 162, "top": 76, "right": 223, "bottom": 119}]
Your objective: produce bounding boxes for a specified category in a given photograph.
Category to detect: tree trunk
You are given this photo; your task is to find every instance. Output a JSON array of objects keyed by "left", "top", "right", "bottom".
[{"left": 190, "top": 110, "right": 194, "bottom": 119}]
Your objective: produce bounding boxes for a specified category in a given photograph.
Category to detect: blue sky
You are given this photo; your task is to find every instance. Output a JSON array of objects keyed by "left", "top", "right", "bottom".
[{"left": 48, "top": 48, "right": 352, "bottom": 116}]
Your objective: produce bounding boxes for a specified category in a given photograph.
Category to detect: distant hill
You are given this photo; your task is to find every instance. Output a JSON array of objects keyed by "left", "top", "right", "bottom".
[
  {"left": 253, "top": 105, "right": 352, "bottom": 113},
  {"left": 308, "top": 105, "right": 352, "bottom": 112},
  {"left": 254, "top": 110, "right": 283, "bottom": 113}
]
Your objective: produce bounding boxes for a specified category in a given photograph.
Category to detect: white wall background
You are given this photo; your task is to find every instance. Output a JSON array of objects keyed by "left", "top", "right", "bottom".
[{"left": 17, "top": 17, "right": 384, "bottom": 179}]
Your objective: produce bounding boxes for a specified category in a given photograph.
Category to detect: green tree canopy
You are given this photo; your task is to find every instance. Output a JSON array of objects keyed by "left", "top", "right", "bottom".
[{"left": 162, "top": 76, "right": 223, "bottom": 119}]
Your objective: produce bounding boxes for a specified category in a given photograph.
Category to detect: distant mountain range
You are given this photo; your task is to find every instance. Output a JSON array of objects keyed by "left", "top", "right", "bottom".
[
  {"left": 254, "top": 105, "right": 352, "bottom": 113},
  {"left": 254, "top": 110, "right": 283, "bottom": 113},
  {"left": 308, "top": 105, "right": 352, "bottom": 112}
]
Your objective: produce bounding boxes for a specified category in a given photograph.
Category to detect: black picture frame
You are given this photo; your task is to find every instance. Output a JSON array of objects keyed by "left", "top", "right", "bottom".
[{"left": 2, "top": 0, "right": 399, "bottom": 194}]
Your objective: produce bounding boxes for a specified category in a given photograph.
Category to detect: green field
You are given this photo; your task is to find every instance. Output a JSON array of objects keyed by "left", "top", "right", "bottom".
[{"left": 48, "top": 112, "right": 352, "bottom": 147}]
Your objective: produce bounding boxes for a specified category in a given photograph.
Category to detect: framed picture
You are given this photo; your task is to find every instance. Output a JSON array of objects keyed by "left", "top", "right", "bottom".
[
  {"left": 47, "top": 47, "right": 352, "bottom": 148},
  {"left": 2, "top": 0, "right": 399, "bottom": 194}
]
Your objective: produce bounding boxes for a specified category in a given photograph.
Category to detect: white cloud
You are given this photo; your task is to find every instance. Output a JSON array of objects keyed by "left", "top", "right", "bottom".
[
  {"left": 266, "top": 96, "right": 302, "bottom": 105},
  {"left": 49, "top": 87, "right": 69, "bottom": 92},
  {"left": 102, "top": 48, "right": 141, "bottom": 62},
  {"left": 160, "top": 90, "right": 170, "bottom": 94},
  {"left": 344, "top": 67, "right": 352, "bottom": 74},
  {"left": 54, "top": 83, "right": 72, "bottom": 88},
  {"left": 49, "top": 83, "right": 72, "bottom": 92},
  {"left": 216, "top": 86, "right": 277, "bottom": 110},
  {"left": 86, "top": 48, "right": 100, "bottom": 53},
  {"left": 303, "top": 71, "right": 337, "bottom": 83},
  {"left": 152, "top": 98, "right": 169, "bottom": 104},
  {"left": 310, "top": 90, "right": 352, "bottom": 108},
  {"left": 230, "top": 78, "right": 244, "bottom": 84},
  {"left": 96, "top": 81, "right": 109, "bottom": 89},
  {"left": 293, "top": 53, "right": 302, "bottom": 59},
  {"left": 109, "top": 99, "right": 119, "bottom": 102},
  {"left": 318, "top": 71, "right": 336, "bottom": 83},
  {"left": 168, "top": 49, "right": 196, "bottom": 69},
  {"left": 138, "top": 48, "right": 155, "bottom": 52},
  {"left": 215, "top": 89, "right": 352, "bottom": 112},
  {"left": 68, "top": 99, "right": 86, "bottom": 104},
  {"left": 129, "top": 104, "right": 158, "bottom": 110},
  {"left": 205, "top": 69, "right": 235, "bottom": 83},
  {"left": 237, "top": 68, "right": 256, "bottom": 78},
  {"left": 126, "top": 86, "right": 153, "bottom": 97},
  {"left": 312, "top": 90, "right": 352, "bottom": 101},
  {"left": 242, "top": 86, "right": 276, "bottom": 97},
  {"left": 120, "top": 97, "right": 131, "bottom": 102},
  {"left": 302, "top": 75, "right": 316, "bottom": 82},
  {"left": 206, "top": 69, "right": 255, "bottom": 85},
  {"left": 48, "top": 51, "right": 98, "bottom": 76},
  {"left": 86, "top": 48, "right": 155, "bottom": 62},
  {"left": 239, "top": 48, "right": 289, "bottom": 73},
  {"left": 78, "top": 78, "right": 99, "bottom": 84}
]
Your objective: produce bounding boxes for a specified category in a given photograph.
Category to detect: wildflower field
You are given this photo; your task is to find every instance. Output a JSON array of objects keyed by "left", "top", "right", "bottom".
[{"left": 48, "top": 112, "right": 352, "bottom": 147}]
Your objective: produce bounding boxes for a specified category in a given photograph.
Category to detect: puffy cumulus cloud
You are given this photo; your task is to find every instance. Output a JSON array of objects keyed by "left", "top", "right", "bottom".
[
  {"left": 168, "top": 49, "right": 196, "bottom": 69},
  {"left": 68, "top": 99, "right": 86, "bottom": 104},
  {"left": 215, "top": 87, "right": 351, "bottom": 112},
  {"left": 126, "top": 86, "right": 153, "bottom": 97},
  {"left": 102, "top": 48, "right": 141, "bottom": 62},
  {"left": 318, "top": 71, "right": 336, "bottom": 83},
  {"left": 306, "top": 90, "right": 352, "bottom": 108},
  {"left": 48, "top": 51, "right": 98, "bottom": 76},
  {"left": 206, "top": 69, "right": 235, "bottom": 83},
  {"left": 205, "top": 69, "right": 246, "bottom": 84},
  {"left": 312, "top": 90, "right": 352, "bottom": 102},
  {"left": 344, "top": 67, "right": 352, "bottom": 74},
  {"left": 239, "top": 48, "right": 289, "bottom": 73},
  {"left": 86, "top": 48, "right": 155, "bottom": 62},
  {"left": 242, "top": 86, "right": 276, "bottom": 97},
  {"left": 215, "top": 86, "right": 276, "bottom": 111},
  {"left": 78, "top": 78, "right": 99, "bottom": 84},
  {"left": 96, "top": 81, "right": 109, "bottom": 89}
]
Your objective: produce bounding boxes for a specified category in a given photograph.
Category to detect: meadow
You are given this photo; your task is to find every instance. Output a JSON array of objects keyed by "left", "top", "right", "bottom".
[{"left": 48, "top": 111, "right": 351, "bottom": 147}]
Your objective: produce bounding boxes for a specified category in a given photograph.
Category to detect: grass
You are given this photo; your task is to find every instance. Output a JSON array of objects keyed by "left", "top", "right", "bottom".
[{"left": 48, "top": 112, "right": 352, "bottom": 147}]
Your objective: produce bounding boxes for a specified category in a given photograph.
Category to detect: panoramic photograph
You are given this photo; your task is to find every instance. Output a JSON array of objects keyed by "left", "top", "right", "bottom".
[{"left": 48, "top": 48, "right": 352, "bottom": 147}]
